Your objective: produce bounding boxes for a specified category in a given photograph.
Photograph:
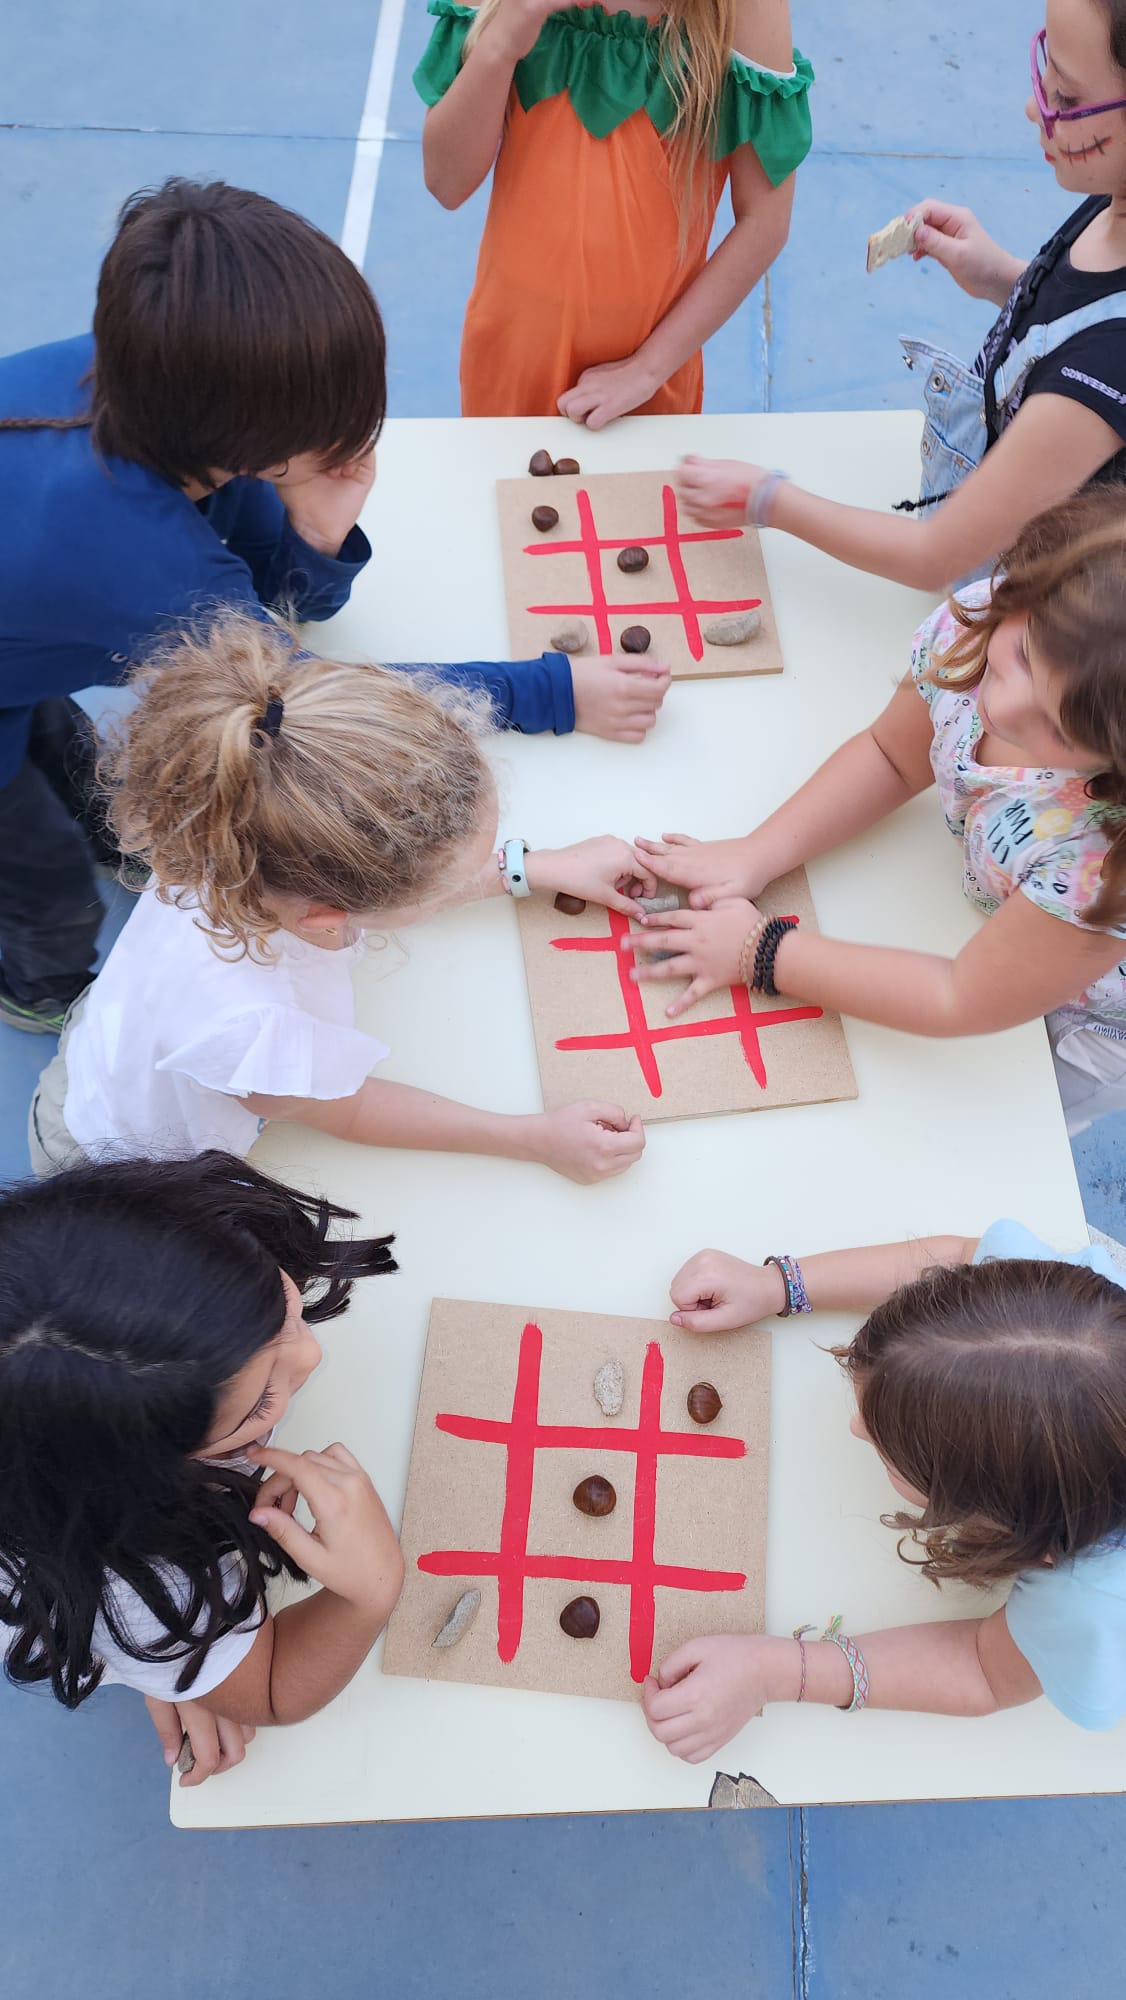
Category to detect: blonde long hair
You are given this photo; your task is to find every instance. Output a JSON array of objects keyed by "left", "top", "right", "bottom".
[
  {"left": 465, "top": 0, "right": 735, "bottom": 210},
  {"left": 104, "top": 613, "right": 495, "bottom": 956}
]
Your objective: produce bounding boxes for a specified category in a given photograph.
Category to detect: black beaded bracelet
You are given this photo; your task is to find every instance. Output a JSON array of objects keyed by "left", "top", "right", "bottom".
[
  {"left": 751, "top": 917, "right": 786, "bottom": 993},
  {"left": 758, "top": 917, "right": 798, "bottom": 996}
]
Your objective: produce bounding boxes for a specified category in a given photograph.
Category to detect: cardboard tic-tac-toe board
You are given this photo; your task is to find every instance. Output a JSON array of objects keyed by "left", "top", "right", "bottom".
[
  {"left": 496, "top": 467, "right": 782, "bottom": 679},
  {"left": 516, "top": 867, "right": 856, "bottom": 1124},
  {"left": 382, "top": 1299, "right": 771, "bottom": 1703}
]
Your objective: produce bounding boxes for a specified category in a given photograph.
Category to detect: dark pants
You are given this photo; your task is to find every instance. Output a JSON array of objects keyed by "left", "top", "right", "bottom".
[{"left": 0, "top": 699, "right": 114, "bottom": 1006}]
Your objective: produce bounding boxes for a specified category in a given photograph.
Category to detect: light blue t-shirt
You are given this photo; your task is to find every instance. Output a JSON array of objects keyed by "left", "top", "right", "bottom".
[{"left": 975, "top": 1218, "right": 1126, "bottom": 1730}]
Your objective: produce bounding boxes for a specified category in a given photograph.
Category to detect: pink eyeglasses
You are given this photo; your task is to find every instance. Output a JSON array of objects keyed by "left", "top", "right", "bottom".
[{"left": 1030, "top": 27, "right": 1126, "bottom": 138}]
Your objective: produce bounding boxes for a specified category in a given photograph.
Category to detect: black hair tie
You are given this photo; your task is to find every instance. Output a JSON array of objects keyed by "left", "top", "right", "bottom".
[{"left": 255, "top": 696, "right": 285, "bottom": 742}]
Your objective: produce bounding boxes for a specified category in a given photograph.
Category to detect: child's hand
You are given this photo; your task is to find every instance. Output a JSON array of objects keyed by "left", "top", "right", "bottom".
[
  {"left": 908, "top": 199, "right": 1018, "bottom": 302},
  {"left": 486, "top": 0, "right": 575, "bottom": 63},
  {"left": 621, "top": 897, "right": 759, "bottom": 1016},
  {"left": 643, "top": 1636, "right": 773, "bottom": 1762},
  {"left": 271, "top": 447, "right": 377, "bottom": 556},
  {"left": 526, "top": 836, "right": 659, "bottom": 913},
  {"left": 570, "top": 655, "right": 671, "bottom": 745},
  {"left": 529, "top": 1101, "right": 645, "bottom": 1182},
  {"left": 675, "top": 456, "right": 760, "bottom": 526},
  {"left": 248, "top": 1442, "right": 404, "bottom": 1617},
  {"left": 144, "top": 1695, "right": 256, "bottom": 1788},
  {"left": 557, "top": 353, "right": 662, "bottom": 430},
  {"left": 669, "top": 1248, "right": 788, "bottom": 1332},
  {"left": 633, "top": 832, "right": 762, "bottom": 905}
]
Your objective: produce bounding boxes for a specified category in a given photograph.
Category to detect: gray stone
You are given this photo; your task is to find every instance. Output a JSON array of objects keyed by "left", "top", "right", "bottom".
[
  {"left": 432, "top": 1587, "right": 482, "bottom": 1649},
  {"left": 593, "top": 1358, "right": 624, "bottom": 1417},
  {"left": 702, "top": 610, "right": 762, "bottom": 646},
  {"left": 549, "top": 621, "right": 590, "bottom": 654}
]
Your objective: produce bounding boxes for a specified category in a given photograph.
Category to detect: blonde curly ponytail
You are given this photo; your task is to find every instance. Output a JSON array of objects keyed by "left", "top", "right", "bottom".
[{"left": 104, "top": 613, "right": 496, "bottom": 955}]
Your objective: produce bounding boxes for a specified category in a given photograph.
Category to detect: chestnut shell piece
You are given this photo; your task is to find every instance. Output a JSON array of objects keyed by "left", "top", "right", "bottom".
[
  {"left": 559, "top": 1595, "right": 601, "bottom": 1639},
  {"left": 687, "top": 1381, "right": 723, "bottom": 1425},
  {"left": 529, "top": 449, "right": 555, "bottom": 476},
  {"left": 531, "top": 504, "right": 559, "bottom": 532},
  {"left": 617, "top": 545, "right": 650, "bottom": 573},
  {"left": 620, "top": 625, "right": 651, "bottom": 653},
  {"left": 572, "top": 1474, "right": 617, "bottom": 1517}
]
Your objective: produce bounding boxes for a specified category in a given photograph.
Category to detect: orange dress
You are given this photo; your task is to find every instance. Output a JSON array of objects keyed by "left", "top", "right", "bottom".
[{"left": 415, "top": 2, "right": 813, "bottom": 417}]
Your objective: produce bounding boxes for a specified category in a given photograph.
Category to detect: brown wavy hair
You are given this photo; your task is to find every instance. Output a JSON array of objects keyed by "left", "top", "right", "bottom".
[
  {"left": 103, "top": 613, "right": 495, "bottom": 956},
  {"left": 835, "top": 1257, "right": 1126, "bottom": 1588},
  {"left": 0, "top": 179, "right": 386, "bottom": 488},
  {"left": 930, "top": 488, "right": 1126, "bottom": 926}
]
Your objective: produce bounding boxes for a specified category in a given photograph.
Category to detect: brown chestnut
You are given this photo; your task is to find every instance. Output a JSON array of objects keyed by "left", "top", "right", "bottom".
[
  {"left": 572, "top": 1474, "right": 616, "bottom": 1517},
  {"left": 553, "top": 456, "right": 581, "bottom": 475},
  {"left": 559, "top": 1595, "right": 600, "bottom": 1639},
  {"left": 617, "top": 545, "right": 649, "bottom": 573},
  {"left": 531, "top": 504, "right": 559, "bottom": 533},
  {"left": 687, "top": 1381, "right": 722, "bottom": 1425},
  {"left": 529, "top": 449, "right": 555, "bottom": 476},
  {"left": 620, "top": 625, "right": 651, "bottom": 653},
  {"left": 554, "top": 892, "right": 587, "bottom": 916}
]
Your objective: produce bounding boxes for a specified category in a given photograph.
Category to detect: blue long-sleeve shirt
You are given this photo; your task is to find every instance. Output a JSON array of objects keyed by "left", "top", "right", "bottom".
[{"left": 0, "top": 334, "right": 573, "bottom": 788}]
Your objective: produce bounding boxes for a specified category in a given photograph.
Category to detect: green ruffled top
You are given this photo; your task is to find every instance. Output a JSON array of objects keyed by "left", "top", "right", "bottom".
[{"left": 414, "top": 1, "right": 814, "bottom": 185}]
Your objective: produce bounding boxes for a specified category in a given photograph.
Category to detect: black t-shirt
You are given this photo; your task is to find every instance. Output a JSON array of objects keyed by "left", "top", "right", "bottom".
[{"left": 975, "top": 196, "right": 1126, "bottom": 478}]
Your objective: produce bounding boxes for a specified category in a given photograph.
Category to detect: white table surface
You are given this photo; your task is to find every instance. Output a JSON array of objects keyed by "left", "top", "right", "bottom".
[{"left": 173, "top": 411, "right": 1118, "bottom": 1827}]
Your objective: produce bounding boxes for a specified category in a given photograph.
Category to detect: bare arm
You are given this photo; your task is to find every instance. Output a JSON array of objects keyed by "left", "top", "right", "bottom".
[
  {"left": 643, "top": 1608, "right": 1042, "bottom": 1760},
  {"left": 245, "top": 1076, "right": 645, "bottom": 1185},
  {"left": 668, "top": 1232, "right": 979, "bottom": 1332},
  {"left": 421, "top": 0, "right": 570, "bottom": 209},
  {"left": 196, "top": 1445, "right": 404, "bottom": 1728},
  {"left": 771, "top": 884, "right": 1126, "bottom": 1038},
  {"left": 766, "top": 394, "right": 1124, "bottom": 590},
  {"left": 635, "top": 675, "right": 938, "bottom": 903}
]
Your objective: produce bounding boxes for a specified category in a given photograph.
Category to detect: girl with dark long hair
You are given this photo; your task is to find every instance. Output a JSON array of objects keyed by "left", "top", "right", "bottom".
[{"left": 0, "top": 1151, "right": 402, "bottom": 1782}]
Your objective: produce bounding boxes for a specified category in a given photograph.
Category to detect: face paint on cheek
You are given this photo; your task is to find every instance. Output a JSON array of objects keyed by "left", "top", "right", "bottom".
[{"left": 1059, "top": 131, "right": 1112, "bottom": 160}]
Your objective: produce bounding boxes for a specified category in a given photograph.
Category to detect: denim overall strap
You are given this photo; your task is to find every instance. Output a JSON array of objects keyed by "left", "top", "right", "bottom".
[{"left": 990, "top": 289, "right": 1126, "bottom": 418}]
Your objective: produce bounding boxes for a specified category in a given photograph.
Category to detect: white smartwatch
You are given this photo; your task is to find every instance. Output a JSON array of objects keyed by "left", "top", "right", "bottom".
[{"left": 499, "top": 837, "right": 532, "bottom": 897}]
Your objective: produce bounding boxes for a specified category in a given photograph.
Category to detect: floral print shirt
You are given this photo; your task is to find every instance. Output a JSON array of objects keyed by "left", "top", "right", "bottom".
[{"left": 911, "top": 589, "right": 1126, "bottom": 1032}]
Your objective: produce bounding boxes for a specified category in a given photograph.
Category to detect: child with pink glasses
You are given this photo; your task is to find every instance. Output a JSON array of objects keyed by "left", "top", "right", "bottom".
[{"left": 678, "top": 0, "right": 1126, "bottom": 593}]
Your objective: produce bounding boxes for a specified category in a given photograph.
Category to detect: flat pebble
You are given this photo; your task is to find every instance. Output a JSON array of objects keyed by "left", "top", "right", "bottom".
[
  {"left": 593, "top": 1358, "right": 624, "bottom": 1417},
  {"left": 702, "top": 610, "right": 762, "bottom": 646}
]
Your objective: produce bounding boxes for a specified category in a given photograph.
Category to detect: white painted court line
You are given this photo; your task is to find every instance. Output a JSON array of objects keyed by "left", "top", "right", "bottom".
[{"left": 341, "top": 0, "right": 410, "bottom": 268}]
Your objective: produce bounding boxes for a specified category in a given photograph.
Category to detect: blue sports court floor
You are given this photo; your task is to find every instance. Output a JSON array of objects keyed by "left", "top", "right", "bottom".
[{"left": 3, "top": 3, "right": 1125, "bottom": 1993}]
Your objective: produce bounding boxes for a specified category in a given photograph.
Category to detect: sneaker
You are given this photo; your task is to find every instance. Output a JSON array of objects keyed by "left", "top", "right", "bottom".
[{"left": 0, "top": 978, "right": 71, "bottom": 1035}]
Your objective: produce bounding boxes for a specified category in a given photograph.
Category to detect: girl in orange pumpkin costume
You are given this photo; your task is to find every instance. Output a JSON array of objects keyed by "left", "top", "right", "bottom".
[{"left": 416, "top": 0, "right": 813, "bottom": 424}]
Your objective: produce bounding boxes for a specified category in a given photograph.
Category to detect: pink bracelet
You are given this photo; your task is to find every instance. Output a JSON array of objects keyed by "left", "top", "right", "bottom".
[{"left": 792, "top": 1623, "right": 814, "bottom": 1703}]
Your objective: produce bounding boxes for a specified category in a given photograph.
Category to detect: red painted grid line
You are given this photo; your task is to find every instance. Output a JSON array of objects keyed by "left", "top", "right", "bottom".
[
  {"left": 523, "top": 483, "right": 761, "bottom": 661},
  {"left": 550, "top": 910, "right": 822, "bottom": 1098},
  {"left": 417, "top": 1323, "right": 747, "bottom": 1681}
]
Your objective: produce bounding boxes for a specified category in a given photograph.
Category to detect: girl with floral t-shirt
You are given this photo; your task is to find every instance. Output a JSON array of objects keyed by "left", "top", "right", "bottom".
[{"left": 623, "top": 488, "right": 1126, "bottom": 1133}]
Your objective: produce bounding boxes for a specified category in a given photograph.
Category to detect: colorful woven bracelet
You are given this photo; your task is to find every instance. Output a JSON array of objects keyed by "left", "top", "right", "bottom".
[
  {"left": 821, "top": 1615, "right": 870, "bottom": 1713},
  {"left": 764, "top": 1255, "right": 811, "bottom": 1317},
  {"left": 757, "top": 916, "right": 798, "bottom": 997}
]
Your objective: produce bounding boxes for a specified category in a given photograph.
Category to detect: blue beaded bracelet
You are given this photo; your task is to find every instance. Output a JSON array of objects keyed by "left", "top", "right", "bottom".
[{"left": 764, "top": 1254, "right": 811, "bottom": 1317}]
